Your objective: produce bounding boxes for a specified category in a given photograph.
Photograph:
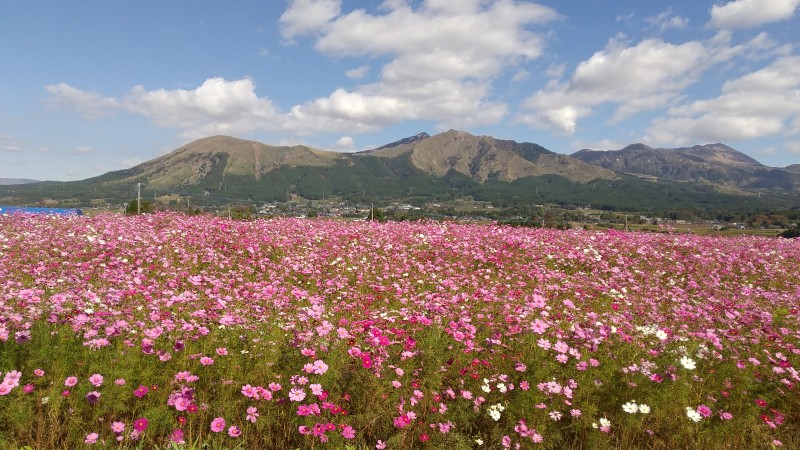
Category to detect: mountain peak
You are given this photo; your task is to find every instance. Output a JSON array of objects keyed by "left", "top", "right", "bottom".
[{"left": 374, "top": 132, "right": 430, "bottom": 150}]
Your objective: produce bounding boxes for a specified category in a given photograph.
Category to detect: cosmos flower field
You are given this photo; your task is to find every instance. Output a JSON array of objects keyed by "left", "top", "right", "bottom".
[{"left": 0, "top": 213, "right": 798, "bottom": 449}]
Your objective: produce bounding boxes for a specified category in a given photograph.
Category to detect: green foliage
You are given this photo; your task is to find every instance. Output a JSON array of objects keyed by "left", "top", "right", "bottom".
[
  {"left": 126, "top": 199, "right": 154, "bottom": 215},
  {"left": 778, "top": 226, "right": 800, "bottom": 238}
]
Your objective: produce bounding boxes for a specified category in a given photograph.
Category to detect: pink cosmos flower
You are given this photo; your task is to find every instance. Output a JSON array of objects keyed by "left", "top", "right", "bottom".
[
  {"left": 200, "top": 356, "right": 214, "bottom": 366},
  {"left": 697, "top": 405, "right": 712, "bottom": 418},
  {"left": 246, "top": 406, "right": 259, "bottom": 423},
  {"left": 89, "top": 374, "right": 103, "bottom": 387},
  {"left": 341, "top": 425, "right": 355, "bottom": 439},
  {"left": 115, "top": 378, "right": 126, "bottom": 385},
  {"left": 111, "top": 421, "right": 125, "bottom": 433},
  {"left": 228, "top": 425, "right": 241, "bottom": 437},
  {"left": 289, "top": 387, "right": 306, "bottom": 402},
  {"left": 23, "top": 384, "right": 35, "bottom": 394},
  {"left": 84, "top": 432, "right": 99, "bottom": 444},
  {"left": 33, "top": 369, "right": 45, "bottom": 377},
  {"left": 210, "top": 417, "right": 225, "bottom": 432},
  {"left": 0, "top": 383, "right": 14, "bottom": 395},
  {"left": 64, "top": 376, "right": 78, "bottom": 387},
  {"left": 216, "top": 347, "right": 228, "bottom": 356},
  {"left": 171, "top": 429, "right": 185, "bottom": 444}
]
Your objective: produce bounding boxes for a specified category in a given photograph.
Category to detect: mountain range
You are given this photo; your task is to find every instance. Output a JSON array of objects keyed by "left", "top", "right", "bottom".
[{"left": 3, "top": 130, "right": 799, "bottom": 213}]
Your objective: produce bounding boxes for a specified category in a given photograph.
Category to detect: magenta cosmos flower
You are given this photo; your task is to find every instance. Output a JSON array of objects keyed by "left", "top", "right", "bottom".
[{"left": 133, "top": 417, "right": 148, "bottom": 432}]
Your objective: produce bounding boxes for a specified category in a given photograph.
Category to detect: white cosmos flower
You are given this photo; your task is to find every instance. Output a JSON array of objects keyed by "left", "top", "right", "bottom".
[
  {"left": 686, "top": 407, "right": 702, "bottom": 422},
  {"left": 680, "top": 356, "right": 697, "bottom": 370},
  {"left": 622, "top": 401, "right": 639, "bottom": 414},
  {"left": 639, "top": 404, "right": 651, "bottom": 414}
]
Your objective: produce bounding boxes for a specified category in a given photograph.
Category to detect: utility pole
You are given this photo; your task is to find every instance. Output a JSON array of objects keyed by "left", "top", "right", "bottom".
[{"left": 137, "top": 183, "right": 141, "bottom": 214}]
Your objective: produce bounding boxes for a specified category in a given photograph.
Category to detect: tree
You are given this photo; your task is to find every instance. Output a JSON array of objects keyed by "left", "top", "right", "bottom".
[
  {"left": 126, "top": 199, "right": 153, "bottom": 215},
  {"left": 779, "top": 226, "right": 800, "bottom": 239}
]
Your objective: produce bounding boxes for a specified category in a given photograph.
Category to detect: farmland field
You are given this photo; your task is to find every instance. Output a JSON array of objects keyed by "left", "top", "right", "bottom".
[{"left": 0, "top": 212, "right": 798, "bottom": 449}]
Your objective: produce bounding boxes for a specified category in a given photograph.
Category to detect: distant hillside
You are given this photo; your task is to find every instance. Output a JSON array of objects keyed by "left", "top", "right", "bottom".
[
  {"left": 571, "top": 143, "right": 800, "bottom": 191},
  {"left": 0, "top": 178, "right": 38, "bottom": 185}
]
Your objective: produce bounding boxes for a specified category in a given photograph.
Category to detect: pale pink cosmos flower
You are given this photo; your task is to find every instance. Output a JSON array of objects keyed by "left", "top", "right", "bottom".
[
  {"left": 341, "top": 425, "right": 355, "bottom": 439},
  {"left": 64, "top": 376, "right": 78, "bottom": 387},
  {"left": 199, "top": 356, "right": 214, "bottom": 366},
  {"left": 89, "top": 374, "right": 104, "bottom": 387},
  {"left": 289, "top": 387, "right": 306, "bottom": 402},
  {"left": 33, "top": 369, "right": 45, "bottom": 377},
  {"left": 246, "top": 406, "right": 259, "bottom": 423},
  {"left": 111, "top": 421, "right": 125, "bottom": 433},
  {"left": 227, "top": 425, "right": 241, "bottom": 437},
  {"left": 84, "top": 432, "right": 99, "bottom": 444}
]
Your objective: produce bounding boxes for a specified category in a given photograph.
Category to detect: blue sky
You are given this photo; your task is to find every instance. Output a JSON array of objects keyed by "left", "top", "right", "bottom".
[{"left": 2, "top": 0, "right": 799, "bottom": 181}]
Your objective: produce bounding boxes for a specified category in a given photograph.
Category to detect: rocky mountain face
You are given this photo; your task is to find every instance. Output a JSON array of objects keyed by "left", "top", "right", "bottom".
[
  {"left": 571, "top": 143, "right": 800, "bottom": 191},
  {"left": 98, "top": 131, "right": 616, "bottom": 189},
  {"left": 94, "top": 135, "right": 344, "bottom": 189},
  {"left": 363, "top": 129, "right": 616, "bottom": 183}
]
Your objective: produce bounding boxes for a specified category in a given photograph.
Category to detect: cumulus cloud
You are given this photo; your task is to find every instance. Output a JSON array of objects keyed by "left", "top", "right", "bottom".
[
  {"left": 708, "top": 0, "right": 800, "bottom": 30},
  {"left": 646, "top": 8, "right": 689, "bottom": 33},
  {"left": 280, "top": 0, "right": 557, "bottom": 134},
  {"left": 45, "top": 83, "right": 119, "bottom": 118},
  {"left": 47, "top": 78, "right": 282, "bottom": 140},
  {"left": 646, "top": 55, "right": 800, "bottom": 145},
  {"left": 279, "top": 0, "right": 341, "bottom": 39},
  {"left": 345, "top": 65, "right": 369, "bottom": 79},
  {"left": 332, "top": 136, "right": 355, "bottom": 151},
  {"left": 520, "top": 35, "right": 711, "bottom": 132},
  {"left": 520, "top": 31, "right": 781, "bottom": 134},
  {"left": 571, "top": 138, "right": 626, "bottom": 151}
]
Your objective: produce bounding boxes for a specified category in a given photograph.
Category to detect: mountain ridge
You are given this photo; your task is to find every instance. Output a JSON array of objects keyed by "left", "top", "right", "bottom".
[
  {"left": 4, "top": 131, "right": 800, "bottom": 213},
  {"left": 571, "top": 143, "right": 800, "bottom": 191}
]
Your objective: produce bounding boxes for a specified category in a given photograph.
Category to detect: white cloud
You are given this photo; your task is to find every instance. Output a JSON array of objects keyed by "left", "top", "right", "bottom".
[
  {"left": 345, "top": 65, "right": 369, "bottom": 79},
  {"left": 44, "top": 83, "right": 119, "bottom": 118},
  {"left": 646, "top": 8, "right": 689, "bottom": 33},
  {"left": 520, "top": 31, "right": 782, "bottom": 134},
  {"left": 46, "top": 1, "right": 559, "bottom": 141},
  {"left": 786, "top": 141, "right": 800, "bottom": 155},
  {"left": 279, "top": 0, "right": 341, "bottom": 39},
  {"left": 521, "top": 35, "right": 711, "bottom": 132},
  {"left": 332, "top": 136, "right": 355, "bottom": 151},
  {"left": 0, "top": 133, "right": 22, "bottom": 152},
  {"left": 708, "top": 0, "right": 800, "bottom": 30},
  {"left": 281, "top": 0, "right": 557, "bottom": 134},
  {"left": 646, "top": 56, "right": 800, "bottom": 145},
  {"left": 571, "top": 138, "right": 625, "bottom": 151},
  {"left": 47, "top": 78, "right": 282, "bottom": 140},
  {"left": 73, "top": 146, "right": 93, "bottom": 155}
]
